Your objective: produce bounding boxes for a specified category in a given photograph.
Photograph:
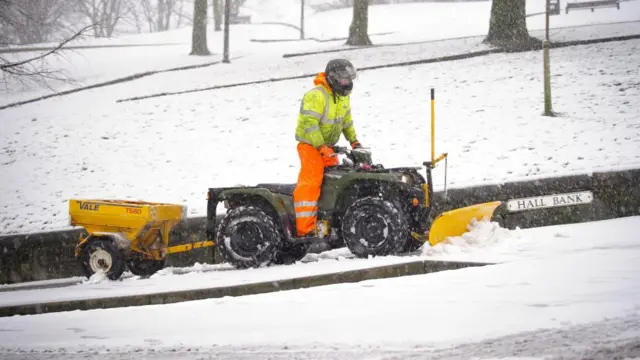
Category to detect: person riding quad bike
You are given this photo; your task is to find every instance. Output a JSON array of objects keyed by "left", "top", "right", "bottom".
[
  {"left": 206, "top": 62, "right": 504, "bottom": 269},
  {"left": 293, "top": 58, "right": 364, "bottom": 239}
]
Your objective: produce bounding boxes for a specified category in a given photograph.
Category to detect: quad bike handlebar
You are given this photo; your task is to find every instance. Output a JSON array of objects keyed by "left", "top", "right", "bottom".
[{"left": 329, "top": 145, "right": 383, "bottom": 171}]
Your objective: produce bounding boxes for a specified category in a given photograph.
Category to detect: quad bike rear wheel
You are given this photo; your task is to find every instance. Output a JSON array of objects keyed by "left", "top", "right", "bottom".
[
  {"left": 341, "top": 197, "right": 409, "bottom": 258},
  {"left": 79, "top": 238, "right": 126, "bottom": 280},
  {"left": 217, "top": 205, "right": 283, "bottom": 268}
]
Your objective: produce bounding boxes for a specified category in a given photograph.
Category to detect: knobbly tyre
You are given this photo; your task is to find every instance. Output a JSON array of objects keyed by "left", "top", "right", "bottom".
[
  {"left": 70, "top": 199, "right": 214, "bottom": 280},
  {"left": 206, "top": 88, "right": 503, "bottom": 269}
]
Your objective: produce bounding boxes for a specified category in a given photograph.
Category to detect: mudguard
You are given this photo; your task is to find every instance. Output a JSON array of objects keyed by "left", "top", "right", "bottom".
[{"left": 206, "top": 187, "right": 294, "bottom": 242}]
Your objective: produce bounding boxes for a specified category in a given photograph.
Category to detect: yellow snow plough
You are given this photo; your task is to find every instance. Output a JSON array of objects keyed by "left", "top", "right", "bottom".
[
  {"left": 70, "top": 199, "right": 214, "bottom": 280},
  {"left": 411, "top": 89, "right": 503, "bottom": 246}
]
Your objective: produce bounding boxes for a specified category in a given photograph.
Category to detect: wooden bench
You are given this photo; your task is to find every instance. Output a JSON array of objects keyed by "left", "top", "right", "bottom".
[{"left": 566, "top": 0, "right": 620, "bottom": 13}]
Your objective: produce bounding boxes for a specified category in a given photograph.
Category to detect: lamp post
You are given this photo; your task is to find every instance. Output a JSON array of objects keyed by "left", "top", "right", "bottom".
[
  {"left": 300, "top": 0, "right": 305, "bottom": 40},
  {"left": 223, "top": 0, "right": 231, "bottom": 63},
  {"left": 543, "top": 0, "right": 553, "bottom": 116}
]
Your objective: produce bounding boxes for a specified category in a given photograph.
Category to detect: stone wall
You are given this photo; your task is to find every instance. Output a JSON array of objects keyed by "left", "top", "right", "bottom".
[{"left": 430, "top": 168, "right": 640, "bottom": 230}]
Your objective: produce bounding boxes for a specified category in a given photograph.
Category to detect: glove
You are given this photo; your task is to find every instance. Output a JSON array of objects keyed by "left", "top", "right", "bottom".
[
  {"left": 351, "top": 140, "right": 362, "bottom": 149},
  {"left": 319, "top": 145, "right": 339, "bottom": 167}
]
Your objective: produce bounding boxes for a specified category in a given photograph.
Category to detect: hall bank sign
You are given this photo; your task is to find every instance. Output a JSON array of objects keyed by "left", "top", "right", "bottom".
[{"left": 506, "top": 190, "right": 594, "bottom": 212}]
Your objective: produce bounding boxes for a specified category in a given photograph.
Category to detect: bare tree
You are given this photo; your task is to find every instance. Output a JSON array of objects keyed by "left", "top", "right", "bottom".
[
  {"left": 190, "top": 0, "right": 210, "bottom": 55},
  {"left": 346, "top": 0, "right": 371, "bottom": 46},
  {"left": 174, "top": 0, "right": 185, "bottom": 28},
  {"left": 484, "top": 0, "right": 541, "bottom": 51},
  {"left": 76, "top": 0, "right": 128, "bottom": 38},
  {"left": 135, "top": 0, "right": 189, "bottom": 32},
  {"left": 213, "top": 0, "right": 222, "bottom": 32},
  {"left": 0, "top": 0, "right": 72, "bottom": 45},
  {"left": 1, "top": 24, "right": 94, "bottom": 89}
]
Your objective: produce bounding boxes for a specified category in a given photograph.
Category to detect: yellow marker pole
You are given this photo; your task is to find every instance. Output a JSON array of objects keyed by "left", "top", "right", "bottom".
[{"left": 431, "top": 88, "right": 435, "bottom": 165}]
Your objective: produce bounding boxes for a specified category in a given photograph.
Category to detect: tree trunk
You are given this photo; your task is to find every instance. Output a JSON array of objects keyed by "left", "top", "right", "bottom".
[
  {"left": 157, "top": 0, "right": 166, "bottom": 31},
  {"left": 484, "top": 0, "right": 541, "bottom": 51},
  {"left": 346, "top": 0, "right": 371, "bottom": 46},
  {"left": 213, "top": 0, "right": 222, "bottom": 31},
  {"left": 190, "top": 0, "right": 210, "bottom": 55}
]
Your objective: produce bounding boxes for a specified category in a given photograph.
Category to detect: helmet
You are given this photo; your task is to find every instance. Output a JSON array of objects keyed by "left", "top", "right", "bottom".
[{"left": 325, "top": 59, "right": 357, "bottom": 96}]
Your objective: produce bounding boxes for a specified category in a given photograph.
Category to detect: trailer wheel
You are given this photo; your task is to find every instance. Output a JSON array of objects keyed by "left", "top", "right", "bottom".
[
  {"left": 79, "top": 238, "right": 126, "bottom": 280},
  {"left": 216, "top": 205, "right": 282, "bottom": 268},
  {"left": 126, "top": 259, "right": 166, "bottom": 277},
  {"left": 341, "top": 197, "right": 409, "bottom": 258}
]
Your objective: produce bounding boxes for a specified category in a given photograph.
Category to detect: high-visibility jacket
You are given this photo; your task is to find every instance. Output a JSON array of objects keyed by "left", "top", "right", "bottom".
[{"left": 295, "top": 73, "right": 357, "bottom": 149}]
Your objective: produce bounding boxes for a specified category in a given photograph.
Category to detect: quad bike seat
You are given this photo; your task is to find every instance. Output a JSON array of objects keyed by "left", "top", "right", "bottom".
[{"left": 256, "top": 183, "right": 297, "bottom": 196}]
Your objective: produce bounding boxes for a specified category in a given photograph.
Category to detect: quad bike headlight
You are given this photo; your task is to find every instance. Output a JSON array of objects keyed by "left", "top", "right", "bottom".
[{"left": 400, "top": 174, "right": 412, "bottom": 184}]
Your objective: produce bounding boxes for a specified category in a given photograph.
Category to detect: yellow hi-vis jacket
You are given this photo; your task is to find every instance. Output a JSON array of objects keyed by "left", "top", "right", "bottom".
[{"left": 295, "top": 72, "right": 357, "bottom": 149}]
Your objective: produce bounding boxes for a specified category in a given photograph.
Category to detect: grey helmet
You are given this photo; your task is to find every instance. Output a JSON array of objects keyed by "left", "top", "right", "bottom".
[{"left": 325, "top": 58, "right": 357, "bottom": 96}]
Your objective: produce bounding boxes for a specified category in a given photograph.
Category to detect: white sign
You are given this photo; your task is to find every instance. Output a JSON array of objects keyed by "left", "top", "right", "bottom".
[{"left": 506, "top": 191, "right": 594, "bottom": 212}]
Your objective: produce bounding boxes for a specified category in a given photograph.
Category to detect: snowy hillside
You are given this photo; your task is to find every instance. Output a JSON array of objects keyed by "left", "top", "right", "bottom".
[
  {"left": 1, "top": 37, "right": 638, "bottom": 235},
  {"left": 2, "top": 1, "right": 639, "bottom": 102},
  {"left": 0, "top": 1, "right": 639, "bottom": 235}
]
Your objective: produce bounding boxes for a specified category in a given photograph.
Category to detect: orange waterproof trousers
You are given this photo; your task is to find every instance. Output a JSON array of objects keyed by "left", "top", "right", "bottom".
[{"left": 293, "top": 143, "right": 329, "bottom": 236}]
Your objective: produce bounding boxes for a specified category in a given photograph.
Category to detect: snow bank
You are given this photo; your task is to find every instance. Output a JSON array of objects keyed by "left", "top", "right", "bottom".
[{"left": 423, "top": 218, "right": 523, "bottom": 257}]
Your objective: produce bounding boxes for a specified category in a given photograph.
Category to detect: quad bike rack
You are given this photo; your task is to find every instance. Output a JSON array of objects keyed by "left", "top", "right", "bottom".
[{"left": 70, "top": 199, "right": 214, "bottom": 280}]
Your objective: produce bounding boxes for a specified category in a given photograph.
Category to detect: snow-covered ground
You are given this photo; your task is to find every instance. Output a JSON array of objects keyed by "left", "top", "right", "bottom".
[
  {"left": 1, "top": 1, "right": 639, "bottom": 235},
  {"left": 1, "top": 2, "right": 639, "bottom": 358},
  {"left": 0, "top": 216, "right": 638, "bottom": 359},
  {"left": 1, "top": 35, "right": 639, "bottom": 235}
]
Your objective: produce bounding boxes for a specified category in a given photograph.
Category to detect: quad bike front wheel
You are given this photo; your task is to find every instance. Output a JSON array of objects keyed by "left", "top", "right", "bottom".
[
  {"left": 79, "top": 238, "right": 126, "bottom": 280},
  {"left": 216, "top": 205, "right": 283, "bottom": 269},
  {"left": 341, "top": 197, "right": 409, "bottom": 258}
]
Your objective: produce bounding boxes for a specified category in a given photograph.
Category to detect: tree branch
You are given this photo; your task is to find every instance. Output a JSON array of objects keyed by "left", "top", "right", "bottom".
[{"left": 0, "top": 23, "right": 94, "bottom": 71}]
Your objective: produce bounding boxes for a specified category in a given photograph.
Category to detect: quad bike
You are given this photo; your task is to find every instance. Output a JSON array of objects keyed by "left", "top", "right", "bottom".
[{"left": 206, "top": 89, "right": 502, "bottom": 269}]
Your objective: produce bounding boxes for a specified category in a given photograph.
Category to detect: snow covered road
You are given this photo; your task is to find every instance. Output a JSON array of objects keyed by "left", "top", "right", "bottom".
[
  {"left": 2, "top": 315, "right": 639, "bottom": 359},
  {"left": 0, "top": 216, "right": 638, "bottom": 359}
]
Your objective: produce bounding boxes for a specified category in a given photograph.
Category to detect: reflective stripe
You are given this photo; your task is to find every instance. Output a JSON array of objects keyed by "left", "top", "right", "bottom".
[
  {"left": 314, "top": 86, "right": 330, "bottom": 125},
  {"left": 295, "top": 135, "right": 313, "bottom": 145},
  {"left": 296, "top": 211, "right": 317, "bottom": 218},
  {"left": 295, "top": 201, "right": 318, "bottom": 207},
  {"left": 300, "top": 110, "right": 323, "bottom": 119},
  {"left": 314, "top": 87, "right": 350, "bottom": 126},
  {"left": 305, "top": 125, "right": 320, "bottom": 133},
  {"left": 343, "top": 122, "right": 353, "bottom": 130},
  {"left": 321, "top": 117, "right": 345, "bottom": 125}
]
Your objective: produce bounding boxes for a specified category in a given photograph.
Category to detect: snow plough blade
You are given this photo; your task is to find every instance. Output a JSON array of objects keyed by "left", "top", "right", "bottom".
[{"left": 427, "top": 201, "right": 503, "bottom": 246}]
